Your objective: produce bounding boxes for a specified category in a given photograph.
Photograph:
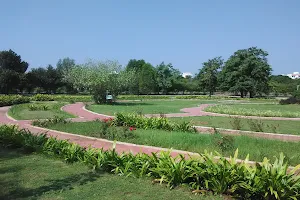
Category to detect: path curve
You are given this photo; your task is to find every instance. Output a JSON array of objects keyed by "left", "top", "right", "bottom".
[{"left": 1, "top": 104, "right": 300, "bottom": 172}]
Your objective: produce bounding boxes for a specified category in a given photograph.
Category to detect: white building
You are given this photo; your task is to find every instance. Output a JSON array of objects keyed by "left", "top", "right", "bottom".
[{"left": 286, "top": 72, "right": 300, "bottom": 79}]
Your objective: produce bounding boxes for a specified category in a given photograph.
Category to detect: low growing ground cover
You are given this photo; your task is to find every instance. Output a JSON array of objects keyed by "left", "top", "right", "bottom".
[
  {"left": 205, "top": 104, "right": 300, "bottom": 118},
  {"left": 0, "top": 148, "right": 219, "bottom": 200},
  {"left": 46, "top": 121, "right": 300, "bottom": 166},
  {"left": 8, "top": 102, "right": 75, "bottom": 120},
  {"left": 86, "top": 100, "right": 216, "bottom": 115},
  {"left": 169, "top": 116, "right": 300, "bottom": 135}
]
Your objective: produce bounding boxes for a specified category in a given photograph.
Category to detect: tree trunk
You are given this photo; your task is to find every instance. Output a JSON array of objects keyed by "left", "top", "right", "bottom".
[
  {"left": 250, "top": 91, "right": 254, "bottom": 98},
  {"left": 240, "top": 90, "right": 244, "bottom": 98}
]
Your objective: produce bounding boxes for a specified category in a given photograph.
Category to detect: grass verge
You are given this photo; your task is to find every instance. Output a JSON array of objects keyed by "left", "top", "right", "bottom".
[
  {"left": 86, "top": 100, "right": 217, "bottom": 115},
  {"left": 8, "top": 102, "right": 75, "bottom": 120},
  {"left": 46, "top": 121, "right": 300, "bottom": 166},
  {"left": 0, "top": 148, "right": 221, "bottom": 200},
  {"left": 169, "top": 116, "right": 300, "bottom": 135},
  {"left": 205, "top": 104, "right": 300, "bottom": 118}
]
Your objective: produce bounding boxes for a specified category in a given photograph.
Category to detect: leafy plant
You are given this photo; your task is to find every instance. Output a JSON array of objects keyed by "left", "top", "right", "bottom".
[
  {"left": 31, "top": 94, "right": 55, "bottom": 101},
  {"left": 1, "top": 124, "right": 300, "bottom": 199},
  {"left": 28, "top": 104, "right": 49, "bottom": 111},
  {"left": 32, "top": 116, "right": 70, "bottom": 127},
  {"left": 113, "top": 112, "right": 196, "bottom": 133},
  {"left": 211, "top": 129, "right": 235, "bottom": 153},
  {"left": 247, "top": 119, "right": 265, "bottom": 132},
  {"left": 229, "top": 116, "right": 243, "bottom": 130},
  {"left": 0, "top": 95, "right": 30, "bottom": 107}
]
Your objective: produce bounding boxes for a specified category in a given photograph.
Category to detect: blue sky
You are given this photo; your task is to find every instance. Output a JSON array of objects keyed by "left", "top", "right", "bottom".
[{"left": 1, "top": 0, "right": 299, "bottom": 75}]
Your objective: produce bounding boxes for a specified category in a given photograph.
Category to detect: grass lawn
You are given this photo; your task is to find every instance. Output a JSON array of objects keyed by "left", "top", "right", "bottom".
[
  {"left": 205, "top": 104, "right": 300, "bottom": 118},
  {"left": 8, "top": 102, "right": 75, "bottom": 120},
  {"left": 169, "top": 116, "right": 300, "bottom": 135},
  {"left": 0, "top": 148, "right": 223, "bottom": 200},
  {"left": 47, "top": 121, "right": 300, "bottom": 166},
  {"left": 86, "top": 100, "right": 217, "bottom": 115}
]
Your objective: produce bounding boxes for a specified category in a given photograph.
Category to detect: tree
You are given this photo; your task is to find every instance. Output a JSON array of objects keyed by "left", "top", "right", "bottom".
[
  {"left": 64, "top": 60, "right": 135, "bottom": 104},
  {"left": 156, "top": 62, "right": 181, "bottom": 94},
  {"left": 138, "top": 63, "right": 157, "bottom": 94},
  {"left": 56, "top": 57, "right": 76, "bottom": 93},
  {"left": 220, "top": 47, "right": 272, "bottom": 98},
  {"left": 125, "top": 59, "right": 146, "bottom": 94},
  {"left": 0, "top": 49, "right": 28, "bottom": 93},
  {"left": 197, "top": 57, "right": 223, "bottom": 96}
]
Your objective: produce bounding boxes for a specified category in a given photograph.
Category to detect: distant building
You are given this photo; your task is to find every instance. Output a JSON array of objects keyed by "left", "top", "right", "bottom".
[
  {"left": 182, "top": 72, "right": 193, "bottom": 78},
  {"left": 286, "top": 72, "right": 300, "bottom": 79}
]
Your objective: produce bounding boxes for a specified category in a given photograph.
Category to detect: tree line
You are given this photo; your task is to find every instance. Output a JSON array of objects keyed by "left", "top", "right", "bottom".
[{"left": 1, "top": 47, "right": 299, "bottom": 98}]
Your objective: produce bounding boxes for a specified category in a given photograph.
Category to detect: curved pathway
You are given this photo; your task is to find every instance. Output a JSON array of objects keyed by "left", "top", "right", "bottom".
[
  {"left": 60, "top": 103, "right": 300, "bottom": 142},
  {"left": 1, "top": 103, "right": 300, "bottom": 172}
]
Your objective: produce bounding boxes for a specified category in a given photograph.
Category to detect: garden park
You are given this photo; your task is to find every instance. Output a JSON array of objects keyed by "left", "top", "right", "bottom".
[{"left": 1, "top": 48, "right": 300, "bottom": 199}]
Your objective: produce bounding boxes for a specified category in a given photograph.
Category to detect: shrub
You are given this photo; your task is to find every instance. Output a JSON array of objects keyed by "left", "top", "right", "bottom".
[
  {"left": 247, "top": 119, "right": 265, "bottom": 132},
  {"left": 279, "top": 97, "right": 300, "bottom": 105},
  {"left": 28, "top": 104, "right": 49, "bottom": 111},
  {"left": 31, "top": 94, "right": 55, "bottom": 101},
  {"left": 0, "top": 95, "right": 30, "bottom": 107},
  {"left": 211, "top": 129, "right": 235, "bottom": 153},
  {"left": 229, "top": 116, "right": 243, "bottom": 130},
  {"left": 113, "top": 112, "right": 196, "bottom": 133},
  {"left": 1, "top": 124, "right": 299, "bottom": 199},
  {"left": 32, "top": 116, "right": 70, "bottom": 127}
]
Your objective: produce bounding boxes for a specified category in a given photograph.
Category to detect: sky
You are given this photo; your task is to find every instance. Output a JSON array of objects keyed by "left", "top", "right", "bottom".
[{"left": 1, "top": 0, "right": 299, "bottom": 75}]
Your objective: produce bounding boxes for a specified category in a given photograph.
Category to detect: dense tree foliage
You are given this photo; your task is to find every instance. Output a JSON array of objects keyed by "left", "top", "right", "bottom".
[
  {"left": 2, "top": 47, "right": 299, "bottom": 100},
  {"left": 197, "top": 57, "right": 223, "bottom": 96}
]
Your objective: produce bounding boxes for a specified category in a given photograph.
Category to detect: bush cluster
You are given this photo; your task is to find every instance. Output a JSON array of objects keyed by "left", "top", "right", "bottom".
[
  {"left": 113, "top": 113, "right": 196, "bottom": 133},
  {"left": 279, "top": 97, "right": 300, "bottom": 105},
  {"left": 28, "top": 104, "right": 49, "bottom": 111},
  {"left": 32, "top": 116, "right": 70, "bottom": 127},
  {"left": 31, "top": 94, "right": 55, "bottom": 101},
  {"left": 30, "top": 94, "right": 92, "bottom": 102},
  {"left": 0, "top": 95, "right": 30, "bottom": 107},
  {"left": 1, "top": 125, "right": 299, "bottom": 199}
]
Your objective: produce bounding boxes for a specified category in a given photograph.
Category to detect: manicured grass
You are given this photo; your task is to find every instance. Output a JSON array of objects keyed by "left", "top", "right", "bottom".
[
  {"left": 8, "top": 102, "right": 75, "bottom": 120},
  {"left": 169, "top": 116, "right": 300, "bottom": 135},
  {"left": 205, "top": 104, "right": 300, "bottom": 118},
  {"left": 86, "top": 100, "right": 217, "bottom": 115},
  {"left": 0, "top": 148, "right": 223, "bottom": 200},
  {"left": 47, "top": 121, "right": 300, "bottom": 166}
]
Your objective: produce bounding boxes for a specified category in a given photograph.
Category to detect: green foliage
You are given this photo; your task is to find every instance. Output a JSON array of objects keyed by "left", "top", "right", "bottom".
[
  {"left": 247, "top": 119, "right": 265, "bottom": 132},
  {"left": 30, "top": 94, "right": 92, "bottom": 102},
  {"left": 31, "top": 94, "right": 55, "bottom": 101},
  {"left": 156, "top": 62, "right": 181, "bottom": 94},
  {"left": 211, "top": 129, "right": 235, "bottom": 153},
  {"left": 279, "top": 97, "right": 300, "bottom": 105},
  {"left": 28, "top": 104, "right": 49, "bottom": 111},
  {"left": 197, "top": 57, "right": 223, "bottom": 96},
  {"left": 1, "top": 125, "right": 300, "bottom": 199},
  {"left": 229, "top": 116, "right": 243, "bottom": 130},
  {"left": 64, "top": 60, "right": 135, "bottom": 104},
  {"left": 32, "top": 116, "right": 70, "bottom": 127},
  {"left": 0, "top": 95, "right": 30, "bottom": 107},
  {"left": 113, "top": 112, "right": 196, "bottom": 133},
  {"left": 219, "top": 47, "right": 272, "bottom": 98}
]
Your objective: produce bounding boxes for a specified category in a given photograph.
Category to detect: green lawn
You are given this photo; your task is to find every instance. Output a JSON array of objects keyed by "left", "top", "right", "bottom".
[
  {"left": 8, "top": 102, "right": 75, "bottom": 120},
  {"left": 169, "top": 116, "right": 300, "bottom": 135},
  {"left": 205, "top": 104, "right": 300, "bottom": 118},
  {"left": 86, "top": 100, "right": 217, "bottom": 115},
  {"left": 0, "top": 148, "right": 223, "bottom": 200},
  {"left": 47, "top": 121, "right": 300, "bottom": 166}
]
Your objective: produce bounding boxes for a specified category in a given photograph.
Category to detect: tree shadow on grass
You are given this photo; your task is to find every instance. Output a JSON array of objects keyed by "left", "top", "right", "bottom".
[
  {"left": 2, "top": 171, "right": 103, "bottom": 200},
  {"left": 109, "top": 102, "right": 154, "bottom": 106}
]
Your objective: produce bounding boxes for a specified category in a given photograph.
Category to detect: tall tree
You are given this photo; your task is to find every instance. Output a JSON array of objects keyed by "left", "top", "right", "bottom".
[
  {"left": 220, "top": 47, "right": 272, "bottom": 98},
  {"left": 197, "top": 57, "right": 223, "bottom": 96},
  {"left": 138, "top": 63, "right": 157, "bottom": 94},
  {"left": 156, "top": 62, "right": 180, "bottom": 94},
  {"left": 125, "top": 59, "right": 146, "bottom": 94},
  {"left": 56, "top": 57, "right": 76, "bottom": 93},
  {"left": 0, "top": 49, "right": 29, "bottom": 93},
  {"left": 64, "top": 60, "right": 135, "bottom": 103}
]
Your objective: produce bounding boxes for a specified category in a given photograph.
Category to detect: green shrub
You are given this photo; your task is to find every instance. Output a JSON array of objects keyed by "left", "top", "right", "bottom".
[
  {"left": 211, "top": 129, "right": 235, "bottom": 153},
  {"left": 28, "top": 104, "right": 49, "bottom": 111},
  {"left": 112, "top": 113, "right": 196, "bottom": 133},
  {"left": 279, "top": 97, "right": 300, "bottom": 105},
  {"left": 32, "top": 116, "right": 70, "bottom": 127},
  {"left": 31, "top": 94, "right": 55, "bottom": 101},
  {"left": 229, "top": 116, "right": 243, "bottom": 130},
  {"left": 1, "top": 124, "right": 299, "bottom": 199},
  {"left": 247, "top": 119, "right": 265, "bottom": 132},
  {"left": 0, "top": 95, "right": 30, "bottom": 107}
]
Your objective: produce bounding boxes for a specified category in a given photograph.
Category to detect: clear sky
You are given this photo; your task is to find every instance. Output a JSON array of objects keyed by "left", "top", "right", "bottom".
[{"left": 1, "top": 0, "right": 299, "bottom": 75}]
